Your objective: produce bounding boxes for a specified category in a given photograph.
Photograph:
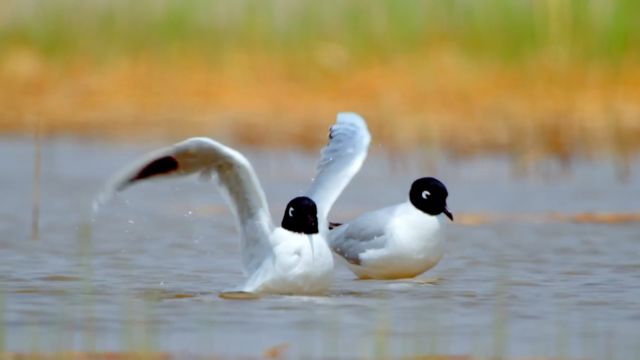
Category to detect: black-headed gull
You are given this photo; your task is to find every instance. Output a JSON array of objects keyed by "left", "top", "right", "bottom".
[
  {"left": 94, "top": 112, "right": 370, "bottom": 295},
  {"left": 328, "top": 175, "right": 453, "bottom": 280}
]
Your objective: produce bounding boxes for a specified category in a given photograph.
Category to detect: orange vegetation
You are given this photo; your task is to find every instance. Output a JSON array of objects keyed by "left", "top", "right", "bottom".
[
  {"left": 456, "top": 212, "right": 640, "bottom": 225},
  {"left": 1, "top": 49, "right": 639, "bottom": 160}
]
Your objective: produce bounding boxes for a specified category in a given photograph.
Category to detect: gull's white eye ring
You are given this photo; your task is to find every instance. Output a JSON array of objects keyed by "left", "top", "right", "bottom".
[
  {"left": 422, "top": 191, "right": 430, "bottom": 199},
  {"left": 289, "top": 207, "right": 294, "bottom": 217}
]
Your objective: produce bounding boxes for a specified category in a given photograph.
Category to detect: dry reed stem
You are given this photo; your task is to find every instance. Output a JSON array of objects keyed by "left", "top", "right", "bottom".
[{"left": 31, "top": 116, "right": 42, "bottom": 240}]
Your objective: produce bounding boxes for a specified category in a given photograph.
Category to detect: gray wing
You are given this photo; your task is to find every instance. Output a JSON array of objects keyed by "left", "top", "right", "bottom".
[
  {"left": 305, "top": 112, "right": 371, "bottom": 231},
  {"left": 93, "top": 137, "right": 273, "bottom": 273},
  {"left": 328, "top": 205, "right": 397, "bottom": 265}
]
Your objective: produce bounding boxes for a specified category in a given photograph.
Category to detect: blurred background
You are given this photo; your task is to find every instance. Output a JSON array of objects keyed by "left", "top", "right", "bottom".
[
  {"left": 2, "top": 2, "right": 640, "bottom": 359},
  {"left": 1, "top": 0, "right": 639, "bottom": 169}
]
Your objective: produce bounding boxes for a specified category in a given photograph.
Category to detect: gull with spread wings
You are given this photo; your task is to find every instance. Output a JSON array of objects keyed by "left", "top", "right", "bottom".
[{"left": 94, "top": 112, "right": 371, "bottom": 295}]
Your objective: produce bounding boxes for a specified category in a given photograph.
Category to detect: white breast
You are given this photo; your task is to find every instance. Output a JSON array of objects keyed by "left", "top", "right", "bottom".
[
  {"left": 353, "top": 202, "right": 446, "bottom": 279},
  {"left": 242, "top": 228, "right": 334, "bottom": 294}
]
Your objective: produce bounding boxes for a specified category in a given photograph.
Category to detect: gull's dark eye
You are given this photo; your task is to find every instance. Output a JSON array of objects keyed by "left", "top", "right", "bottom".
[
  {"left": 422, "top": 190, "right": 430, "bottom": 199},
  {"left": 288, "top": 207, "right": 294, "bottom": 217}
]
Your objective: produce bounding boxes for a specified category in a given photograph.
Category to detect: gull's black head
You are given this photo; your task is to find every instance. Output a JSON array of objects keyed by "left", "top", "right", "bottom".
[
  {"left": 281, "top": 196, "right": 319, "bottom": 234},
  {"left": 409, "top": 177, "right": 453, "bottom": 221}
]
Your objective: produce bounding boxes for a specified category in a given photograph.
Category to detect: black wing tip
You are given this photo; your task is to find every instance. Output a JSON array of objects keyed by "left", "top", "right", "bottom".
[
  {"left": 328, "top": 222, "right": 343, "bottom": 230},
  {"left": 348, "top": 256, "right": 362, "bottom": 266},
  {"left": 328, "top": 125, "right": 336, "bottom": 140},
  {"left": 130, "top": 155, "right": 179, "bottom": 182}
]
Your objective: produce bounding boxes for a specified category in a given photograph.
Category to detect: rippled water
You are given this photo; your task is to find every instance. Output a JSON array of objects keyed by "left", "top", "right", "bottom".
[{"left": 1, "top": 138, "right": 640, "bottom": 359}]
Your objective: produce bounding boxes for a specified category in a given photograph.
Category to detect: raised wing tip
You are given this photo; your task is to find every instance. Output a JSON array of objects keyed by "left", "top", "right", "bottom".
[
  {"left": 115, "top": 154, "right": 182, "bottom": 193},
  {"left": 93, "top": 154, "right": 181, "bottom": 212},
  {"left": 332, "top": 112, "right": 371, "bottom": 145},
  {"left": 130, "top": 155, "right": 179, "bottom": 182},
  {"left": 336, "top": 112, "right": 367, "bottom": 127}
]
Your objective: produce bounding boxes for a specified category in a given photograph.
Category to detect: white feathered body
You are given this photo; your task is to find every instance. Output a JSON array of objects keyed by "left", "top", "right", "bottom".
[
  {"left": 330, "top": 202, "right": 446, "bottom": 279},
  {"left": 242, "top": 228, "right": 334, "bottom": 294},
  {"left": 97, "top": 112, "right": 370, "bottom": 295}
]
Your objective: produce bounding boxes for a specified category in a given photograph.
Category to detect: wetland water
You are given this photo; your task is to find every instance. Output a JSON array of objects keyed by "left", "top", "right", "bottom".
[{"left": 1, "top": 138, "right": 640, "bottom": 359}]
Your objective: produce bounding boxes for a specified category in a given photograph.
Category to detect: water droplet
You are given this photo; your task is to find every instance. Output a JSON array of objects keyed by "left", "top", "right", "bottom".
[{"left": 128, "top": 220, "right": 135, "bottom": 224}]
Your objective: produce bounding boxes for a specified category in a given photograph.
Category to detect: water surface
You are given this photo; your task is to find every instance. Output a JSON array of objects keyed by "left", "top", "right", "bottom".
[{"left": 1, "top": 138, "right": 639, "bottom": 359}]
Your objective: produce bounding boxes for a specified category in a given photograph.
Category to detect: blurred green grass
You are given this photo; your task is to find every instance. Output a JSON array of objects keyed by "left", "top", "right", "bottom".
[
  {"left": 1, "top": 0, "right": 639, "bottom": 165},
  {"left": 1, "top": 0, "right": 638, "bottom": 64}
]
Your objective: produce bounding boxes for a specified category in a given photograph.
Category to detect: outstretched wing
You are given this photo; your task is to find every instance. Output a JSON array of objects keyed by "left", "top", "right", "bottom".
[
  {"left": 305, "top": 112, "right": 371, "bottom": 231},
  {"left": 93, "top": 137, "right": 273, "bottom": 273}
]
